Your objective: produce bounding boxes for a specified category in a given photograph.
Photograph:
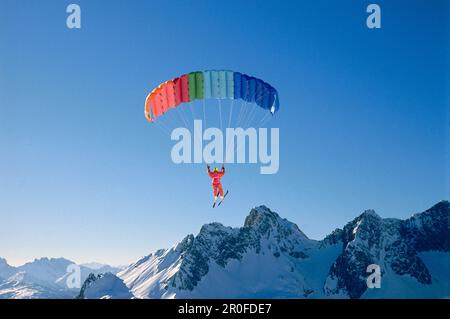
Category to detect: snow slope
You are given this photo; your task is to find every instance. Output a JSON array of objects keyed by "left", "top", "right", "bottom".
[
  {"left": 3, "top": 201, "right": 448, "bottom": 299},
  {"left": 114, "top": 202, "right": 449, "bottom": 299},
  {"left": 77, "top": 273, "right": 133, "bottom": 299},
  {"left": 0, "top": 257, "right": 121, "bottom": 299},
  {"left": 0, "top": 258, "right": 16, "bottom": 280}
]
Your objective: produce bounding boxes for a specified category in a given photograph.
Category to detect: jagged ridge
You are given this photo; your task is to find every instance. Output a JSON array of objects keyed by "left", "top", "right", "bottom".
[{"left": 116, "top": 201, "right": 449, "bottom": 299}]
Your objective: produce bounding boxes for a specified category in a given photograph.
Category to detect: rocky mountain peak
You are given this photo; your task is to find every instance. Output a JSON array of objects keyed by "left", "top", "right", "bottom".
[
  {"left": 403, "top": 200, "right": 450, "bottom": 252},
  {"left": 0, "top": 258, "right": 9, "bottom": 266},
  {"left": 71, "top": 201, "right": 449, "bottom": 300},
  {"left": 198, "top": 222, "right": 231, "bottom": 236},
  {"left": 243, "top": 206, "right": 308, "bottom": 240},
  {"left": 323, "top": 203, "right": 450, "bottom": 299},
  {"left": 429, "top": 200, "right": 449, "bottom": 211},
  {"left": 0, "top": 258, "right": 16, "bottom": 279},
  {"left": 28, "top": 257, "right": 72, "bottom": 266},
  {"left": 244, "top": 205, "right": 278, "bottom": 227},
  {"left": 77, "top": 272, "right": 132, "bottom": 299},
  {"left": 175, "top": 234, "right": 195, "bottom": 253},
  {"left": 359, "top": 209, "right": 380, "bottom": 219}
]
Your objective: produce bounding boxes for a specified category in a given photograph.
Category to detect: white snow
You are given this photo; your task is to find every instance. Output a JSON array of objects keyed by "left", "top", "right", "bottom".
[
  {"left": 1, "top": 203, "right": 448, "bottom": 299},
  {"left": 0, "top": 257, "right": 122, "bottom": 299},
  {"left": 358, "top": 251, "right": 450, "bottom": 299},
  {"left": 82, "top": 273, "right": 133, "bottom": 299}
]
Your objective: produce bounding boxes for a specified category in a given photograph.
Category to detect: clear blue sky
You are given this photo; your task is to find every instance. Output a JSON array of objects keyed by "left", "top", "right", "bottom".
[{"left": 0, "top": 0, "right": 448, "bottom": 266}]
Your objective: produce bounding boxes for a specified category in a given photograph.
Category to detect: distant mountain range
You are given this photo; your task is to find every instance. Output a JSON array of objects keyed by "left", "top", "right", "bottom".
[
  {"left": 0, "top": 257, "right": 122, "bottom": 298},
  {"left": 2, "top": 201, "right": 449, "bottom": 299}
]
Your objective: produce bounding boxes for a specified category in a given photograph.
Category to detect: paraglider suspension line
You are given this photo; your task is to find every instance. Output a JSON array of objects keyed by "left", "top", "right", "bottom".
[
  {"left": 218, "top": 99, "right": 223, "bottom": 133},
  {"left": 203, "top": 99, "right": 207, "bottom": 129}
]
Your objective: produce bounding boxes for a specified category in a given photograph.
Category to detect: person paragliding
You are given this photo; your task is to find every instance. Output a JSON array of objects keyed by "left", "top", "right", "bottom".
[
  {"left": 207, "top": 165, "right": 228, "bottom": 208},
  {"left": 144, "top": 70, "right": 279, "bottom": 123},
  {"left": 144, "top": 70, "right": 280, "bottom": 207}
]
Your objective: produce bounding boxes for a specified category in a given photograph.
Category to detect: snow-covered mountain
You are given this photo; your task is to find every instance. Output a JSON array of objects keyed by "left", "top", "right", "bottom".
[
  {"left": 0, "top": 258, "right": 121, "bottom": 299},
  {"left": 0, "top": 271, "right": 74, "bottom": 299},
  {"left": 117, "top": 206, "right": 329, "bottom": 298},
  {"left": 77, "top": 273, "right": 133, "bottom": 299},
  {"left": 0, "top": 258, "right": 16, "bottom": 279},
  {"left": 112, "top": 201, "right": 449, "bottom": 299},
  {"left": 323, "top": 200, "right": 450, "bottom": 298},
  {"left": 81, "top": 263, "right": 123, "bottom": 274},
  {"left": 3, "top": 201, "right": 448, "bottom": 299}
]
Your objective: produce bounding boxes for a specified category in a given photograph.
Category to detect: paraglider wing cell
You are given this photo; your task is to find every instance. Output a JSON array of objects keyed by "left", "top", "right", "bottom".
[{"left": 144, "top": 70, "right": 279, "bottom": 122}]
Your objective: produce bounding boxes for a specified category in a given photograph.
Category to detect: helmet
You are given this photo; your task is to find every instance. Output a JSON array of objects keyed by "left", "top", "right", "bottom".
[{"left": 213, "top": 167, "right": 219, "bottom": 172}]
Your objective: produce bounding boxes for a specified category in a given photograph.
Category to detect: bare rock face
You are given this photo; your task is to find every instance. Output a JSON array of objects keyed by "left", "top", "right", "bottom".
[{"left": 113, "top": 202, "right": 449, "bottom": 299}]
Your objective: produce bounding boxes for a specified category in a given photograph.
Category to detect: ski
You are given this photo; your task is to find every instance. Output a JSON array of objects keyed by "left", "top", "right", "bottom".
[
  {"left": 217, "top": 190, "right": 229, "bottom": 207},
  {"left": 212, "top": 189, "right": 220, "bottom": 208}
]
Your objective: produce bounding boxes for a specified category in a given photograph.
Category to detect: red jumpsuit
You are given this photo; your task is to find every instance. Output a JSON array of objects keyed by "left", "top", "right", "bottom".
[{"left": 208, "top": 167, "right": 225, "bottom": 197}]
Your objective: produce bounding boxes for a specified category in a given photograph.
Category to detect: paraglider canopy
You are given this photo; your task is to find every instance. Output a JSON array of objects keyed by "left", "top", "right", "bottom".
[{"left": 145, "top": 70, "right": 279, "bottom": 122}]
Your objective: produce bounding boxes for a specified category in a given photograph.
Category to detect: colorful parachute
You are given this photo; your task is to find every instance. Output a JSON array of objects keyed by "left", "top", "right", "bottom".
[{"left": 144, "top": 70, "right": 279, "bottom": 122}]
